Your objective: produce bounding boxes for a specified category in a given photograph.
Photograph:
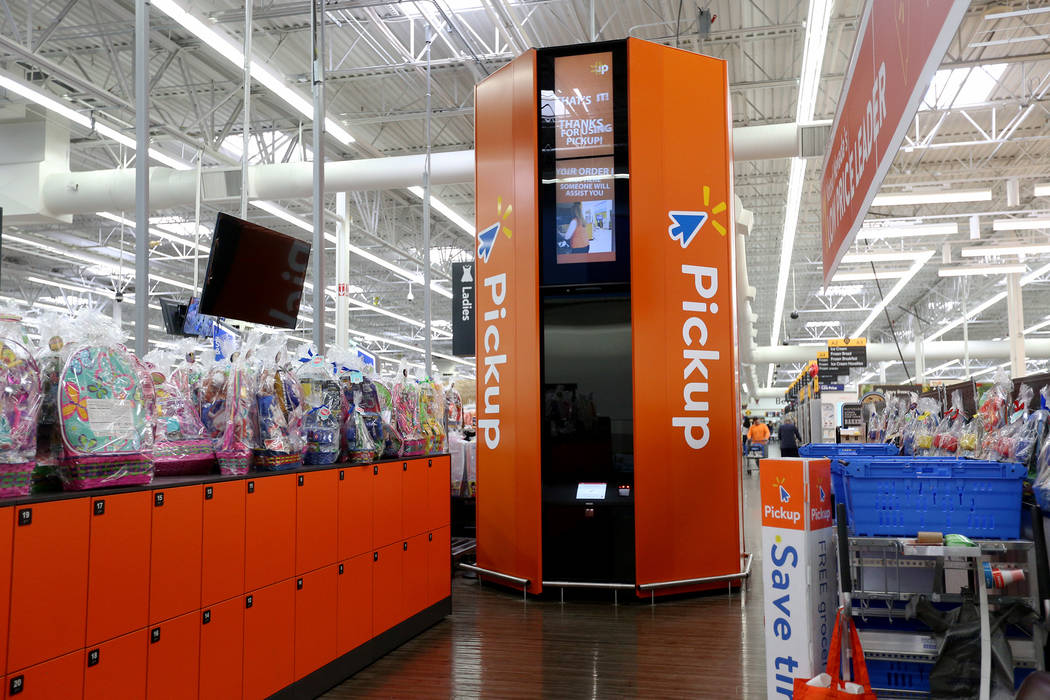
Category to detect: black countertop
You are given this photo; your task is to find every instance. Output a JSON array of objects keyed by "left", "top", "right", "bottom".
[{"left": 4, "top": 453, "right": 451, "bottom": 507}]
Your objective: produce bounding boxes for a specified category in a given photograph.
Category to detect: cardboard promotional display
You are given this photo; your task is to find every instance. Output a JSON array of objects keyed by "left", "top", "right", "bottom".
[{"left": 761, "top": 457, "right": 838, "bottom": 699}]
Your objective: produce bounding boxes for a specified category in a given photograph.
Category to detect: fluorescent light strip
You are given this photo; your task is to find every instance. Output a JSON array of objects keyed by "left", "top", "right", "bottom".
[
  {"left": 407, "top": 186, "right": 474, "bottom": 237},
  {"left": 938, "top": 264, "right": 1027, "bottom": 277},
  {"left": 342, "top": 326, "right": 473, "bottom": 368},
  {"left": 96, "top": 212, "right": 210, "bottom": 252},
  {"left": 769, "top": 157, "right": 807, "bottom": 347},
  {"left": 831, "top": 269, "right": 910, "bottom": 282},
  {"left": 985, "top": 7, "right": 1050, "bottom": 19},
  {"left": 960, "top": 244, "right": 1050, "bottom": 257},
  {"left": 851, "top": 251, "right": 934, "bottom": 337},
  {"left": 856, "top": 222, "right": 959, "bottom": 239},
  {"left": 25, "top": 276, "right": 115, "bottom": 299},
  {"left": 1024, "top": 317, "right": 1050, "bottom": 334},
  {"left": 1034, "top": 184, "right": 1050, "bottom": 197},
  {"left": 842, "top": 251, "right": 935, "bottom": 264},
  {"left": 992, "top": 217, "right": 1050, "bottom": 231},
  {"left": 250, "top": 200, "right": 452, "bottom": 299},
  {"left": 151, "top": 0, "right": 354, "bottom": 145},
  {"left": 872, "top": 189, "right": 991, "bottom": 206},
  {"left": 0, "top": 70, "right": 190, "bottom": 171}
]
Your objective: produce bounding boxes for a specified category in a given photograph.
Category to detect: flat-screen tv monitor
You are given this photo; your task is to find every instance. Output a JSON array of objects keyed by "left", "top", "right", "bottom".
[
  {"left": 158, "top": 298, "right": 188, "bottom": 336},
  {"left": 538, "top": 41, "right": 630, "bottom": 288},
  {"left": 182, "top": 296, "right": 217, "bottom": 337},
  {"left": 198, "top": 213, "right": 311, "bottom": 329}
]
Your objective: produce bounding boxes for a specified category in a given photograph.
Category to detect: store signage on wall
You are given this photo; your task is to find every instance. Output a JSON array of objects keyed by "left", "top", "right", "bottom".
[
  {"left": 842, "top": 403, "right": 863, "bottom": 428},
  {"left": 827, "top": 337, "right": 867, "bottom": 368},
  {"left": 451, "top": 262, "right": 475, "bottom": 357},
  {"left": 820, "top": 0, "right": 969, "bottom": 284}
]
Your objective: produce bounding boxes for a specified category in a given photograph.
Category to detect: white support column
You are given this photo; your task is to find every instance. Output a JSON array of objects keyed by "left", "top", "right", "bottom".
[
  {"left": 1007, "top": 271, "right": 1026, "bottom": 376},
  {"left": 310, "top": 0, "right": 326, "bottom": 354},
  {"left": 134, "top": 0, "right": 149, "bottom": 356},
  {"left": 878, "top": 362, "right": 887, "bottom": 384},
  {"left": 335, "top": 191, "right": 350, "bottom": 349}
]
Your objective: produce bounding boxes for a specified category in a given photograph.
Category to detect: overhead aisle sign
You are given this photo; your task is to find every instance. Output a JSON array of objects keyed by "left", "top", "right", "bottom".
[{"left": 821, "top": 0, "right": 969, "bottom": 284}]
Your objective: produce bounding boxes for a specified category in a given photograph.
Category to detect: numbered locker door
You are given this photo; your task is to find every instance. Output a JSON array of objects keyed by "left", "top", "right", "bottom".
[
  {"left": 84, "top": 628, "right": 148, "bottom": 700},
  {"left": 8, "top": 499, "right": 90, "bottom": 673},
  {"left": 146, "top": 610, "right": 200, "bottom": 699},
  {"left": 199, "top": 597, "right": 244, "bottom": 700},
  {"left": 244, "top": 476, "right": 296, "bottom": 591},
  {"left": 201, "top": 481, "right": 246, "bottom": 608},
  {"left": 86, "top": 492, "right": 151, "bottom": 646},
  {"left": 5, "top": 649, "right": 84, "bottom": 699},
  {"left": 149, "top": 486, "right": 204, "bottom": 624}
]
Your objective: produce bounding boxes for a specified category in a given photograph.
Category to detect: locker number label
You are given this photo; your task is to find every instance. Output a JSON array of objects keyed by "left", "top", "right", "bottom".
[
  {"left": 151, "top": 628, "right": 161, "bottom": 643},
  {"left": 10, "top": 676, "right": 23, "bottom": 694},
  {"left": 88, "top": 649, "right": 100, "bottom": 666},
  {"left": 154, "top": 492, "right": 164, "bottom": 507},
  {"left": 93, "top": 500, "right": 105, "bottom": 516},
  {"left": 17, "top": 508, "right": 30, "bottom": 526}
]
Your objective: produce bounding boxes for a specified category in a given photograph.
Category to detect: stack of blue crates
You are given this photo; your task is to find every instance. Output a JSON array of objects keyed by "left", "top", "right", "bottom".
[{"left": 798, "top": 443, "right": 899, "bottom": 515}]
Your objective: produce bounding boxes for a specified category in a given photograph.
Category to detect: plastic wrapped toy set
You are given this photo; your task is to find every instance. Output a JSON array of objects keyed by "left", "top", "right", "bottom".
[
  {"left": 299, "top": 355, "right": 343, "bottom": 466},
  {"left": 392, "top": 371, "right": 425, "bottom": 457},
  {"left": 143, "top": 349, "right": 215, "bottom": 476},
  {"left": 252, "top": 339, "right": 305, "bottom": 470},
  {"left": 0, "top": 316, "right": 43, "bottom": 497}
]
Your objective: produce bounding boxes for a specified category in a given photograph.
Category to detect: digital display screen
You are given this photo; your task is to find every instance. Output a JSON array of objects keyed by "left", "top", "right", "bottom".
[
  {"left": 199, "top": 213, "right": 311, "bottom": 329},
  {"left": 538, "top": 42, "right": 629, "bottom": 288},
  {"left": 576, "top": 482, "right": 607, "bottom": 500},
  {"left": 542, "top": 52, "right": 617, "bottom": 265},
  {"left": 182, "top": 297, "right": 216, "bottom": 337}
]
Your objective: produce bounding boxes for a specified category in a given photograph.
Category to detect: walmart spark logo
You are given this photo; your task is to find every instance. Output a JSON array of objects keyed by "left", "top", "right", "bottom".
[
  {"left": 590, "top": 61, "right": 610, "bottom": 76},
  {"left": 478, "top": 196, "right": 513, "bottom": 264},
  {"left": 774, "top": 476, "right": 791, "bottom": 504},
  {"left": 667, "top": 185, "right": 728, "bottom": 248}
]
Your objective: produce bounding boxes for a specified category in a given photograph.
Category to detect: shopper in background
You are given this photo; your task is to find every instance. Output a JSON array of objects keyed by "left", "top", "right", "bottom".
[
  {"left": 741, "top": 416, "right": 751, "bottom": 453},
  {"left": 746, "top": 417, "right": 770, "bottom": 457},
  {"left": 778, "top": 416, "right": 802, "bottom": 458}
]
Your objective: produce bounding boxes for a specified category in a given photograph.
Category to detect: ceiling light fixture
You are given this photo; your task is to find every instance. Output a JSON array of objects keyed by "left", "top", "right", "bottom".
[
  {"left": 992, "top": 217, "right": 1050, "bottom": 231},
  {"left": 1033, "top": 183, "right": 1050, "bottom": 197},
  {"left": 926, "top": 260, "right": 1050, "bottom": 341},
  {"left": 0, "top": 70, "right": 189, "bottom": 170},
  {"left": 841, "top": 251, "right": 935, "bottom": 264},
  {"left": 857, "top": 222, "right": 959, "bottom": 239},
  {"left": 871, "top": 189, "right": 992, "bottom": 206},
  {"left": 960, "top": 244, "right": 1050, "bottom": 257},
  {"left": 938, "top": 264, "right": 1027, "bottom": 277},
  {"left": 851, "top": 251, "right": 935, "bottom": 337},
  {"left": 151, "top": 0, "right": 355, "bottom": 145},
  {"left": 766, "top": 0, "right": 832, "bottom": 380},
  {"left": 831, "top": 269, "right": 910, "bottom": 282}
]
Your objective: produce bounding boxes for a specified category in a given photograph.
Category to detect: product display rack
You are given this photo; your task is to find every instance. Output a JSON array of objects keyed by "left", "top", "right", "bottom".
[
  {"left": 0, "top": 454, "right": 452, "bottom": 700},
  {"left": 838, "top": 532, "right": 1045, "bottom": 699}
]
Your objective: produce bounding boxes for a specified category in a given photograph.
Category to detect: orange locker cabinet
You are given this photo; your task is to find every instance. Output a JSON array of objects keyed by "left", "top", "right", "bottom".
[
  {"left": 200, "top": 597, "right": 244, "bottom": 700},
  {"left": 84, "top": 628, "right": 148, "bottom": 700},
  {"left": 146, "top": 610, "right": 200, "bottom": 699},
  {"left": 296, "top": 470, "right": 338, "bottom": 575},
  {"left": 87, "top": 491, "right": 151, "bottom": 646},
  {"left": 149, "top": 486, "right": 204, "bottom": 624},
  {"left": 337, "top": 466, "right": 373, "bottom": 561},
  {"left": 244, "top": 475, "right": 296, "bottom": 591},
  {"left": 372, "top": 543, "right": 403, "bottom": 636},
  {"left": 202, "top": 481, "right": 246, "bottom": 607},
  {"left": 427, "top": 526, "right": 452, "bottom": 607},
  {"left": 242, "top": 579, "right": 294, "bottom": 700},
  {"left": 427, "top": 457, "right": 451, "bottom": 531},
  {"left": 403, "top": 534, "right": 428, "bottom": 617},
  {"left": 293, "top": 565, "right": 337, "bottom": 680},
  {"left": 402, "top": 460, "right": 428, "bottom": 538},
  {"left": 8, "top": 498, "right": 90, "bottom": 673},
  {"left": 372, "top": 462, "right": 402, "bottom": 549},
  {"left": 336, "top": 553, "right": 372, "bottom": 656},
  {"left": 0, "top": 507, "right": 13, "bottom": 674},
  {"left": 5, "top": 649, "right": 84, "bottom": 699}
]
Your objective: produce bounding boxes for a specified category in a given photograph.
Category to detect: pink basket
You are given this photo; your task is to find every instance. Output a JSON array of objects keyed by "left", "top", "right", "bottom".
[
  {"left": 216, "top": 449, "right": 250, "bottom": 476},
  {"left": 153, "top": 439, "right": 216, "bottom": 476},
  {"left": 0, "top": 462, "right": 35, "bottom": 498},
  {"left": 60, "top": 454, "right": 153, "bottom": 491}
]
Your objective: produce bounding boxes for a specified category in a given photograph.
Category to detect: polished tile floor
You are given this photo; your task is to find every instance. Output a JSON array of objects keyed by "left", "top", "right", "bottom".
[{"left": 324, "top": 454, "right": 770, "bottom": 699}]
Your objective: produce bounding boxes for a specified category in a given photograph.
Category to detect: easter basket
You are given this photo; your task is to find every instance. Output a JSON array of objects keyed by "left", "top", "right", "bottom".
[
  {"left": 148, "top": 363, "right": 215, "bottom": 476},
  {"left": 0, "top": 334, "right": 44, "bottom": 497},
  {"left": 57, "top": 344, "right": 154, "bottom": 490}
]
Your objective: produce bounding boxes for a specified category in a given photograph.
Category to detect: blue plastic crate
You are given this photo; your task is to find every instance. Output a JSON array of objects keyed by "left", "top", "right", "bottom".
[
  {"left": 842, "top": 458, "right": 1025, "bottom": 538},
  {"left": 799, "top": 443, "right": 900, "bottom": 458},
  {"left": 866, "top": 659, "right": 931, "bottom": 693}
]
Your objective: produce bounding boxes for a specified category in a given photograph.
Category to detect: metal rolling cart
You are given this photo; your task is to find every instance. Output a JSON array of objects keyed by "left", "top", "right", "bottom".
[{"left": 836, "top": 505, "right": 1046, "bottom": 699}]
